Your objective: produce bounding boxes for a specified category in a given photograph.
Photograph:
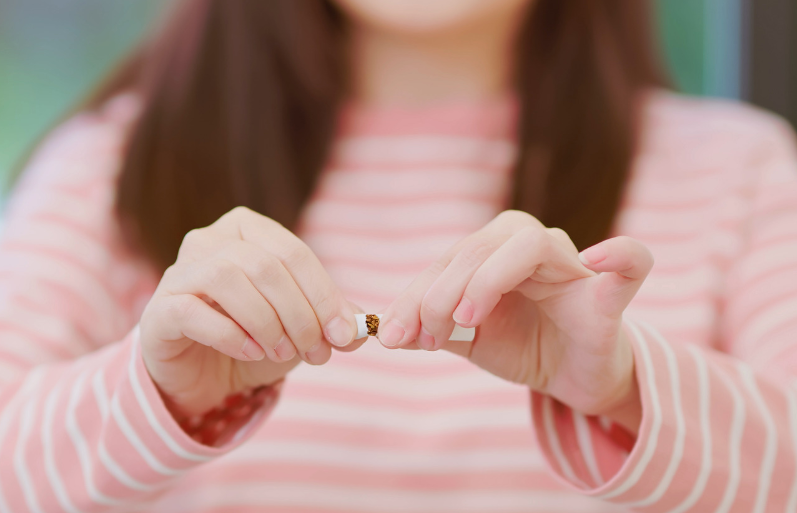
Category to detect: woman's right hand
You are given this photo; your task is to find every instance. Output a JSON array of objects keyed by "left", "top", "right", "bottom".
[{"left": 139, "top": 207, "right": 361, "bottom": 417}]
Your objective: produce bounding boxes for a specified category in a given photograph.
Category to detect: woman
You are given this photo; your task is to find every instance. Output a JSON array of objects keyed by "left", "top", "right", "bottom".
[{"left": 2, "top": 0, "right": 796, "bottom": 511}]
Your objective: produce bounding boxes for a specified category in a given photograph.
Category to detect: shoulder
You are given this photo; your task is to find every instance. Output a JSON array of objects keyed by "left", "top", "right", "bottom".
[
  {"left": 639, "top": 90, "right": 797, "bottom": 179},
  {"left": 5, "top": 93, "right": 142, "bottom": 236},
  {"left": 12, "top": 93, "right": 142, "bottom": 197}
]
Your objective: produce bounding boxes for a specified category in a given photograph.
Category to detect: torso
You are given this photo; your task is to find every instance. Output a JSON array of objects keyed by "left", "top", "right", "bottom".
[{"left": 87, "top": 91, "right": 777, "bottom": 512}]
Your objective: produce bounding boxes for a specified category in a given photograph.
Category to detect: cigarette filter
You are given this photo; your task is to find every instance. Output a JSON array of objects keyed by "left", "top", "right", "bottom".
[{"left": 354, "top": 313, "right": 475, "bottom": 342}]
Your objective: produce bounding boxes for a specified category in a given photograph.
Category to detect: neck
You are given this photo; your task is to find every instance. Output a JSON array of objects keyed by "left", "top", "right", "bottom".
[{"left": 346, "top": 10, "right": 526, "bottom": 107}]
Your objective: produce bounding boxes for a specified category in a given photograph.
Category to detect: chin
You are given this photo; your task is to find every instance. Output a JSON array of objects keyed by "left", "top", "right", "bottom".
[{"left": 330, "top": 0, "right": 532, "bottom": 35}]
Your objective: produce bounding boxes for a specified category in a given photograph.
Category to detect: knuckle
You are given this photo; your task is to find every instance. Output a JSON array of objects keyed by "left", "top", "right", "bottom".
[
  {"left": 420, "top": 297, "right": 447, "bottom": 323},
  {"left": 457, "top": 238, "right": 495, "bottom": 268},
  {"left": 216, "top": 322, "right": 243, "bottom": 353},
  {"left": 497, "top": 209, "right": 532, "bottom": 226},
  {"left": 546, "top": 227, "right": 578, "bottom": 252},
  {"left": 312, "top": 293, "right": 337, "bottom": 322},
  {"left": 228, "top": 205, "right": 253, "bottom": 219},
  {"left": 546, "top": 227, "right": 568, "bottom": 241},
  {"left": 517, "top": 226, "right": 548, "bottom": 251},
  {"left": 292, "top": 316, "right": 323, "bottom": 348},
  {"left": 250, "top": 253, "right": 283, "bottom": 283},
  {"left": 281, "top": 243, "right": 313, "bottom": 268},
  {"left": 491, "top": 210, "right": 541, "bottom": 236},
  {"left": 169, "top": 295, "right": 199, "bottom": 324},
  {"left": 161, "top": 263, "right": 181, "bottom": 283},
  {"left": 178, "top": 228, "right": 206, "bottom": 256},
  {"left": 425, "top": 258, "right": 450, "bottom": 280},
  {"left": 203, "top": 258, "right": 238, "bottom": 289}
]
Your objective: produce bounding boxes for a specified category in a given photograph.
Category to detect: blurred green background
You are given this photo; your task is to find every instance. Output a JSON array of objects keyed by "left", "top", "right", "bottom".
[{"left": 0, "top": 0, "right": 743, "bottom": 191}]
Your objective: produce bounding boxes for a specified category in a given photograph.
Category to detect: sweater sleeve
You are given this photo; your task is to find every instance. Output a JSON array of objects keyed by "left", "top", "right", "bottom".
[
  {"left": 529, "top": 117, "right": 797, "bottom": 510},
  {"left": 0, "top": 99, "right": 278, "bottom": 512}
]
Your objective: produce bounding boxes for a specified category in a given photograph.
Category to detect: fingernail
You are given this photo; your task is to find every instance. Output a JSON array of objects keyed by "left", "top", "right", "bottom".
[
  {"left": 274, "top": 336, "right": 296, "bottom": 361},
  {"left": 324, "top": 316, "right": 353, "bottom": 347},
  {"left": 378, "top": 319, "right": 405, "bottom": 348},
  {"left": 304, "top": 343, "right": 327, "bottom": 365},
  {"left": 417, "top": 328, "right": 436, "bottom": 351},
  {"left": 579, "top": 244, "right": 607, "bottom": 265},
  {"left": 242, "top": 336, "right": 266, "bottom": 361},
  {"left": 453, "top": 297, "right": 474, "bottom": 325}
]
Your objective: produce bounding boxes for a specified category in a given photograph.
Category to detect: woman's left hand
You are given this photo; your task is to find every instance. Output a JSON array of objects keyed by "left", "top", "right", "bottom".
[{"left": 377, "top": 210, "right": 654, "bottom": 435}]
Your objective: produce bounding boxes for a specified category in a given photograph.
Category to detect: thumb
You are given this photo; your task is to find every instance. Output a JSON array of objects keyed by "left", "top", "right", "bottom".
[{"left": 577, "top": 236, "right": 654, "bottom": 316}]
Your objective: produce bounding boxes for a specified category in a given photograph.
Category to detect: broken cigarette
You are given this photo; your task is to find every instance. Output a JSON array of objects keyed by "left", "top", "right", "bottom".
[{"left": 354, "top": 313, "right": 475, "bottom": 342}]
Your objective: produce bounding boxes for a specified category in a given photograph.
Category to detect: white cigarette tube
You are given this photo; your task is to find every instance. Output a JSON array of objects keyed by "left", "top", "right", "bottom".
[{"left": 355, "top": 313, "right": 475, "bottom": 342}]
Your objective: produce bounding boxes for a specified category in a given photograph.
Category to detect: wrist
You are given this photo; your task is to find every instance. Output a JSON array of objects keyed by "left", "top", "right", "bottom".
[
  {"left": 601, "top": 371, "right": 641, "bottom": 436},
  {"left": 159, "top": 380, "right": 283, "bottom": 447},
  {"left": 600, "top": 326, "right": 642, "bottom": 436}
]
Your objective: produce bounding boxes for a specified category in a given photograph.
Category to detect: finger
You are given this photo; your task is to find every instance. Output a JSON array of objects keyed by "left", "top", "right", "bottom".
[
  {"left": 214, "top": 208, "right": 358, "bottom": 349},
  {"left": 163, "top": 259, "right": 294, "bottom": 363},
  {"left": 154, "top": 294, "right": 261, "bottom": 362},
  {"left": 335, "top": 302, "right": 370, "bottom": 353},
  {"left": 456, "top": 227, "right": 593, "bottom": 327},
  {"left": 379, "top": 230, "right": 512, "bottom": 351},
  {"left": 578, "top": 236, "right": 654, "bottom": 315},
  {"left": 214, "top": 241, "right": 331, "bottom": 365},
  {"left": 378, "top": 210, "right": 544, "bottom": 351},
  {"left": 418, "top": 236, "right": 503, "bottom": 350}
]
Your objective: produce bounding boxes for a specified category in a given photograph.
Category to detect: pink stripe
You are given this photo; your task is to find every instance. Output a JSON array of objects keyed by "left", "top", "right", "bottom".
[
  {"left": 15, "top": 283, "right": 102, "bottom": 347},
  {"left": 326, "top": 160, "right": 509, "bottom": 174},
  {"left": 26, "top": 211, "right": 111, "bottom": 247},
  {"left": 175, "top": 465, "right": 561, "bottom": 492},
  {"left": 320, "top": 257, "right": 432, "bottom": 274},
  {"left": 0, "top": 321, "right": 78, "bottom": 360},
  {"left": 732, "top": 287, "right": 797, "bottom": 334},
  {"left": 1, "top": 241, "right": 116, "bottom": 301},
  {"left": 260, "top": 420, "right": 536, "bottom": 450},
  {"left": 284, "top": 383, "right": 524, "bottom": 412},
  {"left": 313, "top": 192, "right": 502, "bottom": 207}
]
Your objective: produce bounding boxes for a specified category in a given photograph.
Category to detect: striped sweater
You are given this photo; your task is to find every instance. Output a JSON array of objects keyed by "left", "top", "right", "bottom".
[{"left": 1, "top": 90, "right": 797, "bottom": 512}]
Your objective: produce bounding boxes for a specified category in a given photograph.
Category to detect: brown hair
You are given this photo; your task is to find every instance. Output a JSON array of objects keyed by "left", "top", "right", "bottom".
[{"left": 87, "top": 0, "right": 665, "bottom": 271}]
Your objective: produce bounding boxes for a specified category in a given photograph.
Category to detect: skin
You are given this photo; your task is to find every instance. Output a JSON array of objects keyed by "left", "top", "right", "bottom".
[
  {"left": 376, "top": 211, "right": 651, "bottom": 435},
  {"left": 140, "top": 0, "right": 647, "bottom": 434},
  {"left": 140, "top": 207, "right": 367, "bottom": 416}
]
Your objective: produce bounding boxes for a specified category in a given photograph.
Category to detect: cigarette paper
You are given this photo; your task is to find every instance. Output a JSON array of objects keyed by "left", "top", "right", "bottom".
[{"left": 355, "top": 313, "right": 475, "bottom": 342}]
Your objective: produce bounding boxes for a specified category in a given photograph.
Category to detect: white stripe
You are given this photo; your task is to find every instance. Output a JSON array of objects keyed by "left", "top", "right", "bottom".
[
  {"left": 712, "top": 363, "right": 746, "bottom": 513},
  {"left": 97, "top": 441, "right": 157, "bottom": 492},
  {"left": 668, "top": 345, "right": 713, "bottom": 513},
  {"left": 109, "top": 394, "right": 183, "bottom": 476},
  {"left": 91, "top": 366, "right": 158, "bottom": 493},
  {"left": 541, "top": 395, "right": 588, "bottom": 488},
  {"left": 737, "top": 363, "right": 778, "bottom": 513},
  {"left": 223, "top": 440, "right": 546, "bottom": 473},
  {"left": 127, "top": 332, "right": 212, "bottom": 462},
  {"left": 622, "top": 321, "right": 686, "bottom": 507},
  {"left": 41, "top": 380, "right": 84, "bottom": 513},
  {"left": 14, "top": 379, "right": 45, "bottom": 513},
  {"left": 741, "top": 297, "right": 797, "bottom": 362},
  {"left": 785, "top": 383, "right": 797, "bottom": 513},
  {"left": 273, "top": 399, "right": 530, "bottom": 434},
  {"left": 290, "top": 358, "right": 515, "bottom": 400},
  {"left": 65, "top": 371, "right": 123, "bottom": 506},
  {"left": 149, "top": 483, "right": 613, "bottom": 513},
  {"left": 332, "top": 136, "right": 516, "bottom": 167},
  {"left": 92, "top": 368, "right": 109, "bottom": 419},
  {"left": 0, "top": 370, "right": 44, "bottom": 513},
  {"left": 0, "top": 359, "right": 25, "bottom": 386},
  {"left": 597, "top": 319, "right": 662, "bottom": 499},
  {"left": 746, "top": 322, "right": 797, "bottom": 370},
  {"left": 0, "top": 330, "right": 73, "bottom": 364},
  {"left": 573, "top": 412, "right": 604, "bottom": 486}
]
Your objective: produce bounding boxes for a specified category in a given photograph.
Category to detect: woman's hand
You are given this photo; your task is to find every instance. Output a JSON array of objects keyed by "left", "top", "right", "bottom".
[
  {"left": 377, "top": 210, "right": 653, "bottom": 434},
  {"left": 139, "top": 207, "right": 363, "bottom": 417}
]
